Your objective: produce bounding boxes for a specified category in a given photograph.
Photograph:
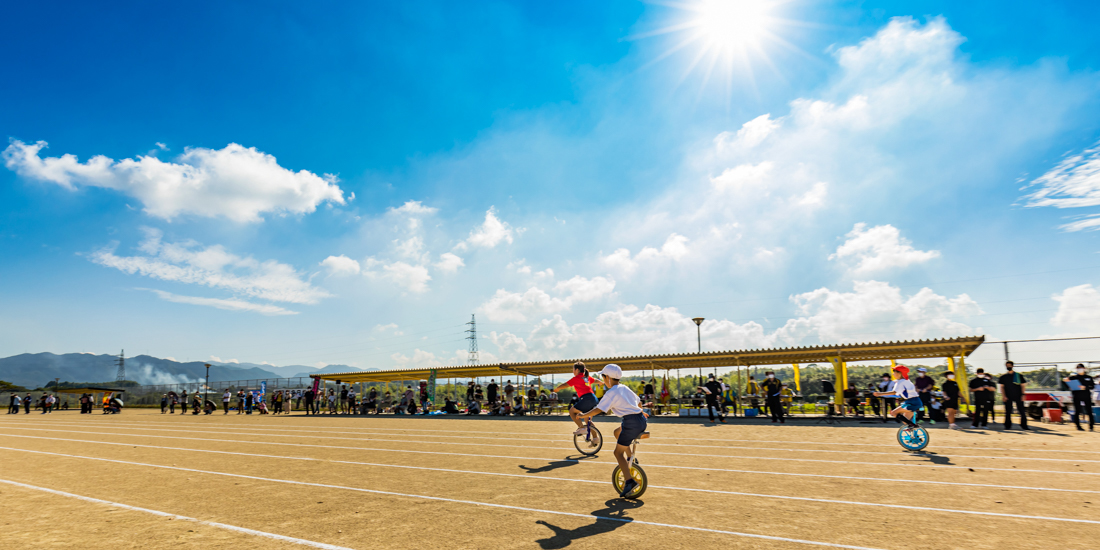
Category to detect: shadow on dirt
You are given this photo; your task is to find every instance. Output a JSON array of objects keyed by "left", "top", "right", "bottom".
[
  {"left": 517, "top": 456, "right": 592, "bottom": 473},
  {"left": 535, "top": 499, "right": 644, "bottom": 549}
]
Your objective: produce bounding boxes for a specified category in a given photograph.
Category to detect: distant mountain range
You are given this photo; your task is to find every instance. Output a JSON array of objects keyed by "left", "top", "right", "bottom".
[{"left": 0, "top": 352, "right": 376, "bottom": 389}]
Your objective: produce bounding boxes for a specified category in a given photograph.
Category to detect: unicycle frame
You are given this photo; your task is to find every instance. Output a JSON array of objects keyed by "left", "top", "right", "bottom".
[
  {"left": 574, "top": 418, "right": 603, "bottom": 456},
  {"left": 612, "top": 432, "right": 649, "bottom": 499}
]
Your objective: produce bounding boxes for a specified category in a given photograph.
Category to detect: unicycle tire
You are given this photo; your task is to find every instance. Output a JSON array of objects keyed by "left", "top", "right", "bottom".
[
  {"left": 897, "top": 425, "right": 929, "bottom": 451},
  {"left": 574, "top": 425, "right": 603, "bottom": 456},
  {"left": 612, "top": 463, "right": 647, "bottom": 499}
]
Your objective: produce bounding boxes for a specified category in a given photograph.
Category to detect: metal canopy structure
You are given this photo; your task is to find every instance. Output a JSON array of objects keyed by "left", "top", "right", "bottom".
[
  {"left": 54, "top": 387, "right": 127, "bottom": 395},
  {"left": 312, "top": 336, "right": 986, "bottom": 391}
]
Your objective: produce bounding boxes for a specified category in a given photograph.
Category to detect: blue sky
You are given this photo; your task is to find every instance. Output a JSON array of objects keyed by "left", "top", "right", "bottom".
[{"left": 3, "top": 0, "right": 1100, "bottom": 373}]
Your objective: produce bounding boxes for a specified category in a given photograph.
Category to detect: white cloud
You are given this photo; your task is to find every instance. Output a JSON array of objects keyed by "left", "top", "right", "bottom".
[
  {"left": 461, "top": 207, "right": 514, "bottom": 249},
  {"left": 771, "top": 280, "right": 981, "bottom": 345},
  {"left": 601, "top": 233, "right": 690, "bottom": 276},
  {"left": 711, "top": 161, "right": 773, "bottom": 191},
  {"left": 797, "top": 181, "right": 828, "bottom": 206},
  {"left": 434, "top": 252, "right": 465, "bottom": 273},
  {"left": 393, "top": 236, "right": 427, "bottom": 261},
  {"left": 1022, "top": 141, "right": 1100, "bottom": 216},
  {"left": 389, "top": 200, "right": 438, "bottom": 216},
  {"left": 479, "top": 287, "right": 571, "bottom": 323},
  {"left": 374, "top": 323, "right": 404, "bottom": 336},
  {"left": 364, "top": 259, "right": 431, "bottom": 293},
  {"left": 484, "top": 281, "right": 980, "bottom": 361},
  {"left": 830, "top": 223, "right": 939, "bottom": 273},
  {"left": 94, "top": 228, "right": 329, "bottom": 305},
  {"left": 146, "top": 289, "right": 297, "bottom": 316},
  {"left": 553, "top": 275, "right": 616, "bottom": 303},
  {"left": 209, "top": 355, "right": 239, "bottom": 364},
  {"left": 715, "top": 114, "right": 780, "bottom": 151},
  {"left": 479, "top": 276, "right": 615, "bottom": 322},
  {"left": 1050, "top": 284, "right": 1100, "bottom": 333},
  {"left": 320, "top": 255, "right": 361, "bottom": 277},
  {"left": 2, "top": 140, "right": 345, "bottom": 222}
]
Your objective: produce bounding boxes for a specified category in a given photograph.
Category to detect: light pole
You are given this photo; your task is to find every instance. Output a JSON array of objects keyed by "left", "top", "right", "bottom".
[
  {"left": 692, "top": 317, "right": 705, "bottom": 385},
  {"left": 54, "top": 377, "right": 59, "bottom": 411},
  {"left": 204, "top": 363, "right": 211, "bottom": 409}
]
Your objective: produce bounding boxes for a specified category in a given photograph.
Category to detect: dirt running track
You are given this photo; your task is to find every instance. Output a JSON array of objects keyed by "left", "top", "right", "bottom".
[{"left": 0, "top": 411, "right": 1096, "bottom": 549}]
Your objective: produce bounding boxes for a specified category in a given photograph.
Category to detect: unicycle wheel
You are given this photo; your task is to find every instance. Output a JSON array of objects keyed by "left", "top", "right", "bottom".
[
  {"left": 573, "top": 425, "right": 603, "bottom": 456},
  {"left": 612, "top": 463, "right": 647, "bottom": 499},
  {"left": 897, "top": 425, "right": 929, "bottom": 451}
]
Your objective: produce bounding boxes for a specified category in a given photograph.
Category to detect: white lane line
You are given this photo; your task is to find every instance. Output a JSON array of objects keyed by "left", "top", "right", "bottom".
[
  {"left": 0, "top": 447, "right": 884, "bottom": 550},
  {"left": 5, "top": 426, "right": 1098, "bottom": 478},
  {"left": 4, "top": 443, "right": 1099, "bottom": 527},
  {"left": 27, "top": 420, "right": 1087, "bottom": 459},
  {"left": 5, "top": 430, "right": 1100, "bottom": 496},
  {"left": 25, "top": 418, "right": 1099, "bottom": 455},
  {"left": 0, "top": 477, "right": 353, "bottom": 550},
  {"left": 7, "top": 420, "right": 1096, "bottom": 466}
]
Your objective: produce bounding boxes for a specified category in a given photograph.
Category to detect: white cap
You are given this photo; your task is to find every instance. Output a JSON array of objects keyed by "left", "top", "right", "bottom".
[{"left": 599, "top": 364, "right": 623, "bottom": 379}]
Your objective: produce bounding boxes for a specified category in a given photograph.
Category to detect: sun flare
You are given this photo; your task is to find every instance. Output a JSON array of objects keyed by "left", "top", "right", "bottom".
[
  {"left": 635, "top": 0, "right": 803, "bottom": 96},
  {"left": 696, "top": 0, "right": 771, "bottom": 52}
]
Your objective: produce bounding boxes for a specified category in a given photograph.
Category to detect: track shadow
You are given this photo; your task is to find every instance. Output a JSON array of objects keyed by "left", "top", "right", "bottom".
[
  {"left": 910, "top": 452, "right": 954, "bottom": 465},
  {"left": 518, "top": 455, "right": 596, "bottom": 473},
  {"left": 535, "top": 499, "right": 644, "bottom": 549}
]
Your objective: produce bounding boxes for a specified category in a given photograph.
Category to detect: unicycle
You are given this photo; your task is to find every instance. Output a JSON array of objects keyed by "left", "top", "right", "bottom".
[
  {"left": 573, "top": 418, "right": 603, "bottom": 456},
  {"left": 897, "top": 424, "right": 929, "bottom": 451},
  {"left": 612, "top": 431, "right": 649, "bottom": 499}
]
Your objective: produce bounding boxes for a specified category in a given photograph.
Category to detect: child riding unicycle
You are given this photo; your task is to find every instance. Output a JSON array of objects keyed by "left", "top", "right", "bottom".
[
  {"left": 576, "top": 364, "right": 649, "bottom": 498},
  {"left": 555, "top": 361, "right": 604, "bottom": 454},
  {"left": 873, "top": 364, "right": 930, "bottom": 451}
]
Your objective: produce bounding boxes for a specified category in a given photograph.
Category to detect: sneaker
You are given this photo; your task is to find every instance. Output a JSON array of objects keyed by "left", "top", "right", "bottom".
[
  {"left": 930, "top": 420, "right": 937, "bottom": 425},
  {"left": 1021, "top": 426, "right": 1030, "bottom": 431},
  {"left": 620, "top": 479, "right": 639, "bottom": 498},
  {"left": 572, "top": 427, "right": 587, "bottom": 436},
  {"left": 949, "top": 424, "right": 959, "bottom": 430}
]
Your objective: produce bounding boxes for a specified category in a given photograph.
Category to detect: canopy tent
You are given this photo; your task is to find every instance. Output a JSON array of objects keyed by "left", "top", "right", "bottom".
[{"left": 312, "top": 336, "right": 985, "bottom": 406}]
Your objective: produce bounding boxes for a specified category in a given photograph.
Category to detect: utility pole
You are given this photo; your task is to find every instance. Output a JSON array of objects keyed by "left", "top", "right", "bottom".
[
  {"left": 115, "top": 350, "right": 126, "bottom": 382},
  {"left": 466, "top": 314, "right": 479, "bottom": 365},
  {"left": 204, "top": 363, "right": 211, "bottom": 408},
  {"left": 693, "top": 318, "right": 705, "bottom": 384}
]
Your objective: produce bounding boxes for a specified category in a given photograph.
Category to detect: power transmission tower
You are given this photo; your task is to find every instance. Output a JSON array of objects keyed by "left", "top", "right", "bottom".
[
  {"left": 115, "top": 349, "right": 126, "bottom": 382},
  {"left": 465, "top": 315, "right": 479, "bottom": 365}
]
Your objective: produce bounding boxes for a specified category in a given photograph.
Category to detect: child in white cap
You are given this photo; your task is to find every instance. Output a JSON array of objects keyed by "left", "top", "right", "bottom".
[{"left": 576, "top": 364, "right": 647, "bottom": 497}]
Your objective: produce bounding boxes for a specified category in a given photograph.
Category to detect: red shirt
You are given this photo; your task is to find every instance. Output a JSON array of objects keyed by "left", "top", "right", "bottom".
[{"left": 566, "top": 374, "right": 597, "bottom": 397}]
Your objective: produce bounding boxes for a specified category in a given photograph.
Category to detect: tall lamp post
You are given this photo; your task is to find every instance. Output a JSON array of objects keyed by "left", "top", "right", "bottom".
[
  {"left": 54, "top": 377, "right": 60, "bottom": 411},
  {"left": 204, "top": 363, "right": 211, "bottom": 409},
  {"left": 692, "top": 317, "right": 705, "bottom": 386}
]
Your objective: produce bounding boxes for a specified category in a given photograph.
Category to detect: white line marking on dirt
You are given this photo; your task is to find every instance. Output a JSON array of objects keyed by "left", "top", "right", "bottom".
[
  {"left": 23, "top": 417, "right": 1098, "bottom": 455},
  {"left": 0, "top": 447, "right": 886, "bottom": 550},
  {"left": 6, "top": 420, "right": 1096, "bottom": 465},
  {"left": 0, "top": 478, "right": 353, "bottom": 549},
  {"left": 5, "top": 431, "right": 1099, "bottom": 498},
  {"left": 4, "top": 426, "right": 1098, "bottom": 479}
]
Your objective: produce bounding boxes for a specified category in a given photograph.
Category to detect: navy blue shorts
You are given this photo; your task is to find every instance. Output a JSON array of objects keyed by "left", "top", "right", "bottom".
[
  {"left": 616, "top": 413, "right": 647, "bottom": 446},
  {"left": 901, "top": 397, "right": 924, "bottom": 412},
  {"left": 574, "top": 393, "right": 598, "bottom": 413}
]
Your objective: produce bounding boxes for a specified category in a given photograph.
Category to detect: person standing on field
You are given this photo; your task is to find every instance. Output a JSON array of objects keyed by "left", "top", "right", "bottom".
[
  {"left": 222, "top": 389, "right": 231, "bottom": 414},
  {"left": 761, "top": 371, "right": 784, "bottom": 424},
  {"left": 699, "top": 373, "right": 725, "bottom": 423},
  {"left": 160, "top": 394, "right": 168, "bottom": 413},
  {"left": 180, "top": 390, "right": 188, "bottom": 415},
  {"left": 998, "top": 361, "right": 1028, "bottom": 430},
  {"left": 969, "top": 368, "right": 994, "bottom": 427},
  {"left": 1064, "top": 364, "right": 1095, "bottom": 431},
  {"left": 941, "top": 371, "right": 961, "bottom": 430}
]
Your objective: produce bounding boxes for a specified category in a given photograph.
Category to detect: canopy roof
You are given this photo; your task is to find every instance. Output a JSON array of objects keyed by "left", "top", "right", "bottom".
[
  {"left": 312, "top": 336, "right": 985, "bottom": 384},
  {"left": 54, "top": 387, "right": 127, "bottom": 395}
]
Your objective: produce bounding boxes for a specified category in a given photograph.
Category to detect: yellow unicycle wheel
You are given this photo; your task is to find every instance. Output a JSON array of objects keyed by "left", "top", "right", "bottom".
[{"left": 611, "top": 462, "right": 647, "bottom": 499}]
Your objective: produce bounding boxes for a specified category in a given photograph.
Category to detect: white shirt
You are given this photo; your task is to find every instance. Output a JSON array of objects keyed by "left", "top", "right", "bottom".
[
  {"left": 222, "top": 391, "right": 231, "bottom": 402},
  {"left": 595, "top": 384, "right": 643, "bottom": 417},
  {"left": 892, "top": 379, "right": 918, "bottom": 400}
]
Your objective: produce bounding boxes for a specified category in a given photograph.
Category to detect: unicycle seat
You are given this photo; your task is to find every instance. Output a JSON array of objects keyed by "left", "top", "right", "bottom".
[{"left": 638, "top": 432, "right": 650, "bottom": 439}]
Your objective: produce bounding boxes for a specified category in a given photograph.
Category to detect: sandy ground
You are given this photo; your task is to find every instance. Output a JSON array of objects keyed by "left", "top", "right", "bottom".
[{"left": 0, "top": 410, "right": 1096, "bottom": 549}]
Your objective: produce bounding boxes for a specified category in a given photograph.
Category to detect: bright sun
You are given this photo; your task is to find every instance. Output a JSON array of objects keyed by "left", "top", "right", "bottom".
[
  {"left": 696, "top": 0, "right": 771, "bottom": 52},
  {"left": 635, "top": 0, "right": 801, "bottom": 95}
]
